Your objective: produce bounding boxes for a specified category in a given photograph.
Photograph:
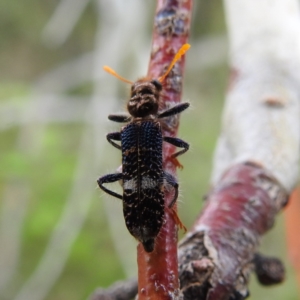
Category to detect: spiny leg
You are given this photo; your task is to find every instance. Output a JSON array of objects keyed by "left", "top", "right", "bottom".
[
  {"left": 158, "top": 102, "right": 189, "bottom": 119},
  {"left": 97, "top": 173, "right": 123, "bottom": 200},
  {"left": 107, "top": 132, "right": 121, "bottom": 150},
  {"left": 108, "top": 114, "right": 131, "bottom": 123},
  {"left": 163, "top": 136, "right": 189, "bottom": 168},
  {"left": 168, "top": 207, "right": 187, "bottom": 232},
  {"left": 164, "top": 136, "right": 189, "bottom": 158},
  {"left": 164, "top": 172, "right": 179, "bottom": 208},
  {"left": 164, "top": 172, "right": 186, "bottom": 232}
]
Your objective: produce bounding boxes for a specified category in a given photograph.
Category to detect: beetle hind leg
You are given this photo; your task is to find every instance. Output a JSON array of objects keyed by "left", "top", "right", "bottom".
[
  {"left": 164, "top": 172, "right": 179, "bottom": 208},
  {"left": 164, "top": 172, "right": 186, "bottom": 232},
  {"left": 169, "top": 207, "right": 187, "bottom": 232},
  {"left": 107, "top": 132, "right": 122, "bottom": 150},
  {"left": 97, "top": 173, "right": 123, "bottom": 200}
]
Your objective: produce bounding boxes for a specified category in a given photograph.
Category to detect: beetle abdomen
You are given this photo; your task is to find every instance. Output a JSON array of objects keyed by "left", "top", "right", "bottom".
[{"left": 121, "top": 120, "right": 164, "bottom": 252}]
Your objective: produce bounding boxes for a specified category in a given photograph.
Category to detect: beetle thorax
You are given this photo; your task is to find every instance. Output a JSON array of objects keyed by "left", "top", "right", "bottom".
[{"left": 127, "top": 79, "right": 162, "bottom": 118}]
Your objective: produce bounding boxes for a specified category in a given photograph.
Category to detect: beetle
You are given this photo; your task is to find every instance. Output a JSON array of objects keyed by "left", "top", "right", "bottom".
[{"left": 98, "top": 44, "right": 190, "bottom": 252}]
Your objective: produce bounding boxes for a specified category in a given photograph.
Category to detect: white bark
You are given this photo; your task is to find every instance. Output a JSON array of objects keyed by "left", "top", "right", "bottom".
[{"left": 212, "top": 0, "right": 300, "bottom": 192}]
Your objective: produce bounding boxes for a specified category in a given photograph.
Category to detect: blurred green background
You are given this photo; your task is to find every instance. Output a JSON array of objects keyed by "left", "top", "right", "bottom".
[{"left": 0, "top": 1, "right": 298, "bottom": 300}]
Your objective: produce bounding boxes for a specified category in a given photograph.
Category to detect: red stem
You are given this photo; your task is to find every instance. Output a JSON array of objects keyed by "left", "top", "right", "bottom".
[{"left": 137, "top": 1, "right": 193, "bottom": 299}]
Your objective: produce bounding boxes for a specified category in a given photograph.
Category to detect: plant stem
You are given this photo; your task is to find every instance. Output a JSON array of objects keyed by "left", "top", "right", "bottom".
[{"left": 137, "top": 1, "right": 193, "bottom": 299}]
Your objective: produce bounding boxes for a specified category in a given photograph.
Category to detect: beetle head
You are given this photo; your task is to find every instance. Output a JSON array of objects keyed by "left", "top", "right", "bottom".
[{"left": 127, "top": 79, "right": 162, "bottom": 118}]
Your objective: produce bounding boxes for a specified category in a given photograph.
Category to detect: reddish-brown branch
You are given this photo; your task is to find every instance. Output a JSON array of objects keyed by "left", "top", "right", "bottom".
[
  {"left": 137, "top": 1, "right": 192, "bottom": 299},
  {"left": 178, "top": 162, "right": 288, "bottom": 299}
]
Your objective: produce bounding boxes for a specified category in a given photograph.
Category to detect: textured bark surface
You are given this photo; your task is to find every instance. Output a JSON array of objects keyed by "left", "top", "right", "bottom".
[
  {"left": 178, "top": 162, "right": 288, "bottom": 299},
  {"left": 137, "top": 1, "right": 192, "bottom": 300}
]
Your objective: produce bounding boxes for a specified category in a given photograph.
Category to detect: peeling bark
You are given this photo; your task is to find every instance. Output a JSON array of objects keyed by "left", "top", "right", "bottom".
[{"left": 178, "top": 162, "right": 288, "bottom": 299}]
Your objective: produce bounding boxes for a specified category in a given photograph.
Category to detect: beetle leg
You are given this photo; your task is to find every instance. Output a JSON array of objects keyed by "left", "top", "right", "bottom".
[
  {"left": 107, "top": 132, "right": 122, "bottom": 150},
  {"left": 158, "top": 102, "right": 189, "bottom": 119},
  {"left": 164, "top": 172, "right": 179, "bottom": 208},
  {"left": 164, "top": 172, "right": 186, "bottom": 232},
  {"left": 169, "top": 207, "right": 187, "bottom": 232},
  {"left": 163, "top": 136, "right": 189, "bottom": 158},
  {"left": 97, "top": 173, "right": 123, "bottom": 200},
  {"left": 108, "top": 114, "right": 131, "bottom": 123}
]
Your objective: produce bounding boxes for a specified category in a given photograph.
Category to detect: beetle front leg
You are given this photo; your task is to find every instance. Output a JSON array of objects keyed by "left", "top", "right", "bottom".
[
  {"left": 108, "top": 114, "right": 131, "bottom": 123},
  {"left": 158, "top": 102, "right": 190, "bottom": 119},
  {"left": 97, "top": 173, "right": 123, "bottom": 200},
  {"left": 107, "top": 132, "right": 122, "bottom": 150}
]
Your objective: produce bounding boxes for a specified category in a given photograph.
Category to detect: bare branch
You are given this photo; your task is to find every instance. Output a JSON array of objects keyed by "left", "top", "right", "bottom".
[{"left": 136, "top": 1, "right": 192, "bottom": 299}]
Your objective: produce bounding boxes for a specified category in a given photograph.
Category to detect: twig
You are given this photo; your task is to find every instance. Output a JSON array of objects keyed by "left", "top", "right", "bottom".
[
  {"left": 137, "top": 1, "right": 192, "bottom": 299},
  {"left": 88, "top": 250, "right": 286, "bottom": 300}
]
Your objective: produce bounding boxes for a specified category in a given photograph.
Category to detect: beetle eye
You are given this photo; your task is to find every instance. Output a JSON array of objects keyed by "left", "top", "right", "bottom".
[{"left": 151, "top": 79, "right": 162, "bottom": 91}]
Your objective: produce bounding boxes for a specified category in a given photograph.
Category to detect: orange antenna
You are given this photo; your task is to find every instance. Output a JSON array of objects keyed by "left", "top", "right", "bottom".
[
  {"left": 103, "top": 66, "right": 133, "bottom": 84},
  {"left": 158, "top": 44, "right": 191, "bottom": 82}
]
